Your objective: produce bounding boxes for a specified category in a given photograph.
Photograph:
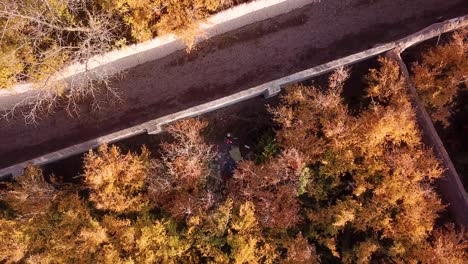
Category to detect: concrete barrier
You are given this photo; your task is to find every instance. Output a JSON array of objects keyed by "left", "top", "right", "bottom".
[
  {"left": 0, "top": 0, "right": 316, "bottom": 111},
  {"left": 0, "top": 44, "right": 390, "bottom": 178},
  {"left": 390, "top": 51, "right": 468, "bottom": 227},
  {"left": 0, "top": 15, "right": 467, "bottom": 179}
]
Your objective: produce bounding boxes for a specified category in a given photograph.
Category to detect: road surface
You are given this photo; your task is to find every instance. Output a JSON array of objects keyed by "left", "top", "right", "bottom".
[{"left": 0, "top": 0, "right": 467, "bottom": 168}]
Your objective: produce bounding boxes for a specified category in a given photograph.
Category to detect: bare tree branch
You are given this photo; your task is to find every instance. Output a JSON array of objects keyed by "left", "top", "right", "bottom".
[{"left": 0, "top": 0, "right": 124, "bottom": 124}]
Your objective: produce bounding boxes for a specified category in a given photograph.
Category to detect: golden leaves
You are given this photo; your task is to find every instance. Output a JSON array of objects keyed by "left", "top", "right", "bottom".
[
  {"left": 84, "top": 144, "right": 150, "bottom": 213},
  {"left": 136, "top": 220, "right": 190, "bottom": 264},
  {"left": 274, "top": 60, "right": 448, "bottom": 262},
  {"left": 228, "top": 202, "right": 276, "bottom": 264},
  {"left": 1, "top": 166, "right": 56, "bottom": 220},
  {"left": 412, "top": 29, "right": 468, "bottom": 127},
  {"left": 0, "top": 219, "right": 28, "bottom": 263}
]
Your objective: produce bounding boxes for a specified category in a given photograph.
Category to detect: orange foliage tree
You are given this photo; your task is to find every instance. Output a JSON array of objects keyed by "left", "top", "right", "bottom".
[
  {"left": 228, "top": 148, "right": 304, "bottom": 229},
  {"left": 84, "top": 144, "right": 151, "bottom": 213},
  {"left": 148, "top": 119, "right": 216, "bottom": 219},
  {"left": 421, "top": 224, "right": 468, "bottom": 264},
  {"left": 1, "top": 166, "right": 56, "bottom": 220},
  {"left": 0, "top": 219, "right": 28, "bottom": 263},
  {"left": 412, "top": 29, "right": 468, "bottom": 126},
  {"left": 271, "top": 59, "right": 447, "bottom": 262}
]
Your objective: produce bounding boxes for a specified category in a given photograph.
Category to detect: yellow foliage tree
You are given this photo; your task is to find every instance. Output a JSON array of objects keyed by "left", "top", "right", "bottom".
[
  {"left": 412, "top": 29, "right": 468, "bottom": 126},
  {"left": 96, "top": 0, "right": 232, "bottom": 46},
  {"left": 273, "top": 59, "right": 446, "bottom": 262},
  {"left": 84, "top": 144, "right": 151, "bottom": 213},
  {"left": 228, "top": 202, "right": 277, "bottom": 264},
  {"left": 0, "top": 219, "right": 28, "bottom": 263},
  {"left": 135, "top": 219, "right": 190, "bottom": 264},
  {"left": 0, "top": 0, "right": 112, "bottom": 88},
  {"left": 23, "top": 193, "right": 108, "bottom": 263},
  {"left": 0, "top": 0, "right": 235, "bottom": 92},
  {"left": 184, "top": 199, "right": 233, "bottom": 263},
  {"left": 101, "top": 215, "right": 137, "bottom": 256},
  {"left": 1, "top": 166, "right": 56, "bottom": 220}
]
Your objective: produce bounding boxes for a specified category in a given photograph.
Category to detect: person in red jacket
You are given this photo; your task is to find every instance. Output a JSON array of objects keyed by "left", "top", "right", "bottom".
[{"left": 225, "top": 132, "right": 233, "bottom": 145}]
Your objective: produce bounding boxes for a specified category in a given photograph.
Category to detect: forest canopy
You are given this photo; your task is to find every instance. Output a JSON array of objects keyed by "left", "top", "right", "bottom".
[{"left": 1, "top": 58, "right": 467, "bottom": 263}]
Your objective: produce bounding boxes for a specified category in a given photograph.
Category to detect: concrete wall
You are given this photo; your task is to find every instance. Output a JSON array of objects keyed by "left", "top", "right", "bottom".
[
  {"left": 0, "top": 42, "right": 391, "bottom": 178},
  {"left": 0, "top": 0, "right": 315, "bottom": 111},
  {"left": 391, "top": 51, "right": 468, "bottom": 227}
]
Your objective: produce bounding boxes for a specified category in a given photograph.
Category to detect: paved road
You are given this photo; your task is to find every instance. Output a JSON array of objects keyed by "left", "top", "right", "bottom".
[{"left": 0, "top": 0, "right": 467, "bottom": 168}]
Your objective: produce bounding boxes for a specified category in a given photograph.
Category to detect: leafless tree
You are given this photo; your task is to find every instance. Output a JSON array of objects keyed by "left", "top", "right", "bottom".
[{"left": 0, "top": 0, "right": 123, "bottom": 124}]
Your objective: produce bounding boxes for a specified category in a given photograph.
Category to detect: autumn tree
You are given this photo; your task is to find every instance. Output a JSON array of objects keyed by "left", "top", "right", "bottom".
[
  {"left": 134, "top": 217, "right": 191, "bottom": 263},
  {"left": 186, "top": 200, "right": 277, "bottom": 264},
  {"left": 99, "top": 215, "right": 136, "bottom": 261},
  {"left": 0, "top": 219, "right": 28, "bottom": 263},
  {"left": 270, "top": 59, "right": 447, "bottom": 262},
  {"left": 101, "top": 200, "right": 283, "bottom": 263},
  {"left": 19, "top": 193, "right": 109, "bottom": 263},
  {"left": 280, "top": 233, "right": 320, "bottom": 264},
  {"left": 271, "top": 67, "right": 356, "bottom": 203},
  {"left": 0, "top": 166, "right": 56, "bottom": 262},
  {"left": 228, "top": 148, "right": 304, "bottom": 229},
  {"left": 0, "top": 0, "right": 236, "bottom": 91},
  {"left": 412, "top": 29, "right": 468, "bottom": 126},
  {"left": 0, "top": 0, "right": 122, "bottom": 123},
  {"left": 84, "top": 144, "right": 151, "bottom": 213},
  {"left": 148, "top": 119, "right": 216, "bottom": 219},
  {"left": 350, "top": 60, "right": 444, "bottom": 256},
  {"left": 185, "top": 199, "right": 234, "bottom": 263},
  {"left": 272, "top": 67, "right": 355, "bottom": 163},
  {"left": 420, "top": 224, "right": 468, "bottom": 264},
  {"left": 0, "top": 166, "right": 56, "bottom": 220},
  {"left": 96, "top": 0, "right": 233, "bottom": 47},
  {"left": 227, "top": 201, "right": 277, "bottom": 264}
]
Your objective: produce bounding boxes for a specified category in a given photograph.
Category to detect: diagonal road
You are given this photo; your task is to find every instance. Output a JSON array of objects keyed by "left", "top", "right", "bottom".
[{"left": 0, "top": 0, "right": 467, "bottom": 168}]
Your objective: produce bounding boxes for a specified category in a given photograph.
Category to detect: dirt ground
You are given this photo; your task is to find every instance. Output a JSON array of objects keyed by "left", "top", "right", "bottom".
[{"left": 1, "top": 0, "right": 467, "bottom": 168}]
